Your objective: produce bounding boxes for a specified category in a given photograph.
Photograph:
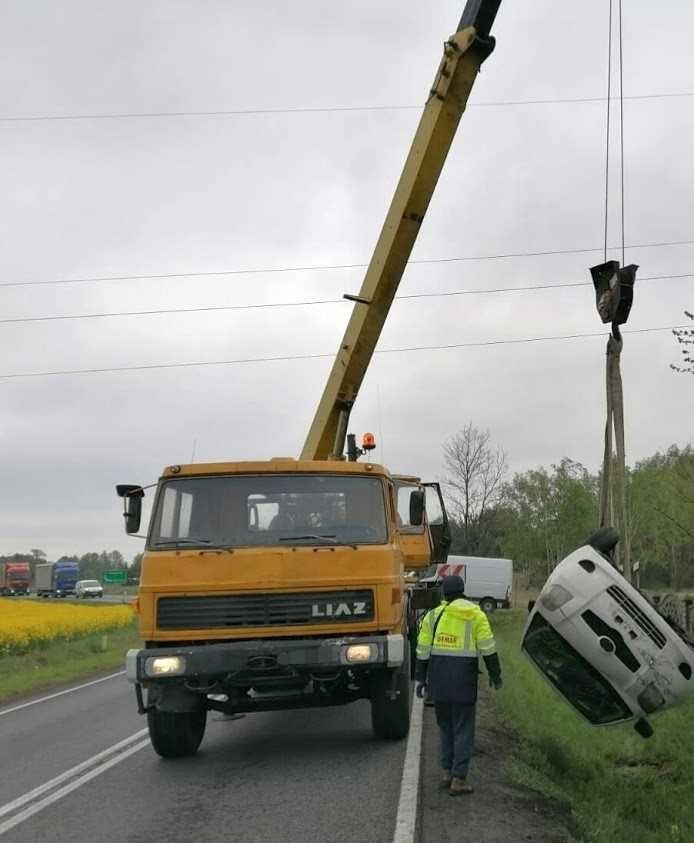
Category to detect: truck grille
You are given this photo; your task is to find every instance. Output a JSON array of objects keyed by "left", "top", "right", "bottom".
[
  {"left": 606, "top": 585, "right": 667, "bottom": 649},
  {"left": 156, "top": 590, "right": 375, "bottom": 630}
]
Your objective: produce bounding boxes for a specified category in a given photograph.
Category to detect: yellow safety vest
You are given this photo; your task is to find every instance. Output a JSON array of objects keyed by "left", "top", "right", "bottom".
[{"left": 416, "top": 598, "right": 497, "bottom": 661}]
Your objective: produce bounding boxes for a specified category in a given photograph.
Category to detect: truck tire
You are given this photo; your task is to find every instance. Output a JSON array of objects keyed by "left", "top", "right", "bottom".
[
  {"left": 146, "top": 708, "right": 207, "bottom": 758},
  {"left": 480, "top": 597, "right": 497, "bottom": 614},
  {"left": 370, "top": 651, "right": 411, "bottom": 740}
]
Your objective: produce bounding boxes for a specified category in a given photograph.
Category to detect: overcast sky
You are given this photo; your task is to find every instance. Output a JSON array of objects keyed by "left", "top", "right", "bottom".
[{"left": 1, "top": 0, "right": 692, "bottom": 560}]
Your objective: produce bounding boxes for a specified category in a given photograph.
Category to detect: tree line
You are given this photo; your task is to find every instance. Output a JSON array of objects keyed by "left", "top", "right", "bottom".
[{"left": 443, "top": 424, "right": 694, "bottom": 590}]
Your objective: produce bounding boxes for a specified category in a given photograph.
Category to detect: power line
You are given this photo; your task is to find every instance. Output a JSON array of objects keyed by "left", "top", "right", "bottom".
[
  {"left": 0, "top": 324, "right": 686, "bottom": 382},
  {"left": 1, "top": 272, "right": 691, "bottom": 327},
  {"left": 1, "top": 92, "right": 693, "bottom": 123},
  {"left": 2, "top": 238, "right": 693, "bottom": 290}
]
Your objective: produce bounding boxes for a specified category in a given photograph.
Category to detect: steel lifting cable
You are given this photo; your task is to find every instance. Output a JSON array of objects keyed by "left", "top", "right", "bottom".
[{"left": 603, "top": 0, "right": 613, "bottom": 262}]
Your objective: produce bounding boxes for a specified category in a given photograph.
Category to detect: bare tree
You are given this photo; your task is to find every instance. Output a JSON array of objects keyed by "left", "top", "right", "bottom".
[
  {"left": 30, "top": 548, "right": 46, "bottom": 560},
  {"left": 443, "top": 424, "right": 507, "bottom": 553}
]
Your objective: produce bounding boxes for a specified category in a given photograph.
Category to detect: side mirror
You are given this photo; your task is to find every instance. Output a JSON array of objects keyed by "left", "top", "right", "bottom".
[
  {"left": 116, "top": 485, "right": 144, "bottom": 535},
  {"left": 409, "top": 489, "right": 425, "bottom": 527}
]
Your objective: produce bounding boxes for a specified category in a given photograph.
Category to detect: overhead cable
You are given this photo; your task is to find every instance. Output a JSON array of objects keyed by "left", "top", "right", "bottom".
[
  {"left": 0, "top": 324, "right": 686, "bottom": 382},
  {"left": 2, "top": 238, "right": 693, "bottom": 290},
  {"left": 0, "top": 273, "right": 691, "bottom": 327},
  {"left": 1, "top": 91, "right": 693, "bottom": 123}
]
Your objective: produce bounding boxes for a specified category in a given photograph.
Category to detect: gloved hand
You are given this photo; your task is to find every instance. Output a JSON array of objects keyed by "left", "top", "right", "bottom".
[
  {"left": 415, "top": 682, "right": 427, "bottom": 699},
  {"left": 489, "top": 675, "right": 503, "bottom": 690}
]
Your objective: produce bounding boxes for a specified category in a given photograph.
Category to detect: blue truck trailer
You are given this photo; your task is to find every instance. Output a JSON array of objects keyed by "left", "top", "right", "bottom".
[{"left": 35, "top": 561, "right": 79, "bottom": 597}]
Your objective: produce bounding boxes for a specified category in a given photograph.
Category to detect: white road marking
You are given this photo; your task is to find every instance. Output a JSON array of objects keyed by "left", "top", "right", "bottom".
[
  {"left": 0, "top": 671, "right": 126, "bottom": 717},
  {"left": 0, "top": 730, "right": 149, "bottom": 836},
  {"left": 0, "top": 728, "right": 148, "bottom": 820},
  {"left": 392, "top": 694, "right": 424, "bottom": 843}
]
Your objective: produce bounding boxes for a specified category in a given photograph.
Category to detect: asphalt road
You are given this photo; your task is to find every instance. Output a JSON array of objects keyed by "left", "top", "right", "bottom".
[{"left": 0, "top": 674, "right": 410, "bottom": 842}]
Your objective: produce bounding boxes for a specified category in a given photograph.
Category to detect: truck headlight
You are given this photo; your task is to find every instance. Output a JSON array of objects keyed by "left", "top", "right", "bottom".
[
  {"left": 344, "top": 644, "right": 377, "bottom": 664},
  {"left": 144, "top": 655, "right": 186, "bottom": 677}
]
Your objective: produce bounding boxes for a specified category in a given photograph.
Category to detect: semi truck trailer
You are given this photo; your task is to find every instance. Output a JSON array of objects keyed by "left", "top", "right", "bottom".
[{"left": 35, "top": 561, "right": 80, "bottom": 598}]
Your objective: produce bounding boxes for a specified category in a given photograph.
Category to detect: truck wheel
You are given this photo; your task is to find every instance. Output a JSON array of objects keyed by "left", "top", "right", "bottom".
[
  {"left": 480, "top": 597, "right": 497, "bottom": 613},
  {"left": 146, "top": 708, "right": 207, "bottom": 758},
  {"left": 370, "top": 652, "right": 411, "bottom": 740}
]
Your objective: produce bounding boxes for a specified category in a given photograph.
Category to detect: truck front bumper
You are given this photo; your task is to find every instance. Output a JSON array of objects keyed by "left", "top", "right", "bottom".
[{"left": 126, "top": 634, "right": 405, "bottom": 684}]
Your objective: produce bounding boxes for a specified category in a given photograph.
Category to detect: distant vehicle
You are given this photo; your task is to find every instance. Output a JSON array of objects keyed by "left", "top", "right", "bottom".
[
  {"left": 0, "top": 561, "right": 31, "bottom": 596},
  {"left": 75, "top": 580, "right": 104, "bottom": 599},
  {"left": 35, "top": 561, "right": 80, "bottom": 597},
  {"left": 422, "top": 555, "right": 513, "bottom": 612}
]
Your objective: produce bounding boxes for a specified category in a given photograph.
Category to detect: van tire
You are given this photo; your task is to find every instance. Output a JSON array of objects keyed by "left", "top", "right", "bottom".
[
  {"left": 480, "top": 597, "right": 497, "bottom": 613},
  {"left": 147, "top": 708, "right": 207, "bottom": 758},
  {"left": 371, "top": 652, "right": 411, "bottom": 740}
]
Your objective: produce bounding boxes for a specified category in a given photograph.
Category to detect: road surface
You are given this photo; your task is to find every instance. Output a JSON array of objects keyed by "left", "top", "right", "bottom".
[{"left": 0, "top": 673, "right": 414, "bottom": 842}]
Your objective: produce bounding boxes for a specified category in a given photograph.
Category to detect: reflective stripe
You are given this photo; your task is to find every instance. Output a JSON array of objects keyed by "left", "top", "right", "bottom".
[
  {"left": 477, "top": 635, "right": 497, "bottom": 655},
  {"left": 430, "top": 647, "right": 478, "bottom": 658},
  {"left": 463, "top": 620, "right": 472, "bottom": 651},
  {"left": 416, "top": 645, "right": 431, "bottom": 659}
]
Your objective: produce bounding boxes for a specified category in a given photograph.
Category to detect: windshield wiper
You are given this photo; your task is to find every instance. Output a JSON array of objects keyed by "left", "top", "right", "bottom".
[
  {"left": 153, "top": 537, "right": 212, "bottom": 547},
  {"left": 278, "top": 534, "right": 338, "bottom": 545}
]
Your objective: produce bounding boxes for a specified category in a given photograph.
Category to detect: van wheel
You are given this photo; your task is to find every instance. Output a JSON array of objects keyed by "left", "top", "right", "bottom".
[
  {"left": 370, "top": 651, "right": 411, "bottom": 740},
  {"left": 480, "top": 597, "right": 497, "bottom": 613},
  {"left": 147, "top": 708, "right": 207, "bottom": 758}
]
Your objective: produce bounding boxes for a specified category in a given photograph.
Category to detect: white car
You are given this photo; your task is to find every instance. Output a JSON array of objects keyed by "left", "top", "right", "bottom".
[
  {"left": 75, "top": 580, "right": 104, "bottom": 599},
  {"left": 522, "top": 534, "right": 694, "bottom": 737}
]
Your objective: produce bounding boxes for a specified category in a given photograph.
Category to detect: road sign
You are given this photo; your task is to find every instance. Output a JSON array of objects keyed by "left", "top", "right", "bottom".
[{"left": 103, "top": 569, "right": 127, "bottom": 585}]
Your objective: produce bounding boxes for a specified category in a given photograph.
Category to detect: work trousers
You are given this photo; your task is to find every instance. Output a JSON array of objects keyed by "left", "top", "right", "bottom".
[{"left": 434, "top": 701, "right": 476, "bottom": 779}]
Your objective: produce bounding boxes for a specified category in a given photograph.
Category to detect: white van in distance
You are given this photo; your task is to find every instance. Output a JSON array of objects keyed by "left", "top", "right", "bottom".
[
  {"left": 522, "top": 532, "right": 694, "bottom": 738},
  {"left": 432, "top": 555, "right": 513, "bottom": 613}
]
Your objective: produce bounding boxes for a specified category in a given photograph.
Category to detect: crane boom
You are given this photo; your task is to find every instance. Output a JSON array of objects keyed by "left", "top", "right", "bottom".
[{"left": 301, "top": 0, "right": 502, "bottom": 461}]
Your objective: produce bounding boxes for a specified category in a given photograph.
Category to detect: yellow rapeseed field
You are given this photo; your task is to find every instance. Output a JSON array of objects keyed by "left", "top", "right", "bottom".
[{"left": 0, "top": 599, "right": 134, "bottom": 653}]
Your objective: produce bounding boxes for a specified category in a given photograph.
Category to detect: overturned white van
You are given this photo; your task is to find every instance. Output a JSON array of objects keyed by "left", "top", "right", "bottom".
[{"left": 522, "top": 532, "right": 694, "bottom": 738}]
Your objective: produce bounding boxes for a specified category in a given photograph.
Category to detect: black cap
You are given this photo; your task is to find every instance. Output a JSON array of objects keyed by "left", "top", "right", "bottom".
[{"left": 441, "top": 574, "right": 465, "bottom": 598}]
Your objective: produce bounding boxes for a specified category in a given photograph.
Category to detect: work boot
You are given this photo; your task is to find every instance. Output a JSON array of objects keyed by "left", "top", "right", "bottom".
[
  {"left": 439, "top": 772, "right": 452, "bottom": 790},
  {"left": 449, "top": 776, "right": 474, "bottom": 796}
]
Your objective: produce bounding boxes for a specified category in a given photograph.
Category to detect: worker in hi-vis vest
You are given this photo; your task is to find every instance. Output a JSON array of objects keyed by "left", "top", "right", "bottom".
[{"left": 415, "top": 574, "right": 503, "bottom": 796}]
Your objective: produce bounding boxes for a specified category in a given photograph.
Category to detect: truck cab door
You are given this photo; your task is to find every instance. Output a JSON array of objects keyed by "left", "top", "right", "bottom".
[
  {"left": 424, "top": 483, "right": 451, "bottom": 565},
  {"left": 393, "top": 478, "right": 451, "bottom": 569}
]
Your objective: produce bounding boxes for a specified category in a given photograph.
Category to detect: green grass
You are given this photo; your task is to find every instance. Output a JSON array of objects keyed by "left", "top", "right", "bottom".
[
  {"left": 0, "top": 620, "right": 141, "bottom": 703},
  {"left": 492, "top": 610, "right": 694, "bottom": 843}
]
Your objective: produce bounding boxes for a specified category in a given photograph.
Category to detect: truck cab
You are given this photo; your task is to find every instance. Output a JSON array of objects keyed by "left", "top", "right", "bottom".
[
  {"left": 0, "top": 562, "right": 31, "bottom": 596},
  {"left": 121, "top": 459, "right": 449, "bottom": 757}
]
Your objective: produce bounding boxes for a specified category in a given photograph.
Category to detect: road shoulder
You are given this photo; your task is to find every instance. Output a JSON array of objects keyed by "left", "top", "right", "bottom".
[{"left": 419, "top": 686, "right": 572, "bottom": 843}]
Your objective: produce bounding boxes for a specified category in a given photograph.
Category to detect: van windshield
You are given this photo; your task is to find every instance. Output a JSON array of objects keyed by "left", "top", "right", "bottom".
[
  {"left": 149, "top": 474, "right": 388, "bottom": 549},
  {"left": 522, "top": 612, "right": 632, "bottom": 724}
]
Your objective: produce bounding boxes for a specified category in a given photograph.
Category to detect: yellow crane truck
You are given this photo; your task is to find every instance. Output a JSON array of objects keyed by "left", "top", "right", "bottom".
[{"left": 119, "top": 0, "right": 502, "bottom": 758}]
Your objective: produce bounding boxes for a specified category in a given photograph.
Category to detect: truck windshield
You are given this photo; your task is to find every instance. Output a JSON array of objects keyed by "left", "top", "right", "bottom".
[
  {"left": 149, "top": 474, "right": 388, "bottom": 549},
  {"left": 522, "top": 612, "right": 632, "bottom": 725}
]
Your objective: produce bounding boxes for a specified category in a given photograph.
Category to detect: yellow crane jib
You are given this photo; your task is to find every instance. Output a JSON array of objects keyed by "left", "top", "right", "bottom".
[{"left": 300, "top": 0, "right": 502, "bottom": 461}]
